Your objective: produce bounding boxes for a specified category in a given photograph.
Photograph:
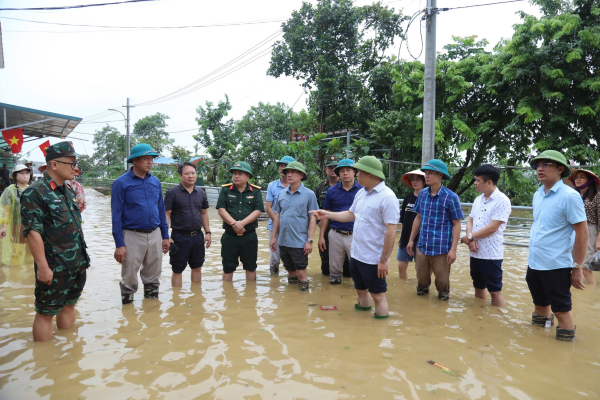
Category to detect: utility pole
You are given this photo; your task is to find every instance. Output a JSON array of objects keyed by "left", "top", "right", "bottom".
[
  {"left": 124, "top": 98, "right": 134, "bottom": 161},
  {"left": 421, "top": 0, "right": 437, "bottom": 165}
]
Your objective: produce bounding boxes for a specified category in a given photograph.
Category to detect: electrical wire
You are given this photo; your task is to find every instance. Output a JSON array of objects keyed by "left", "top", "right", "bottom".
[
  {"left": 133, "top": 30, "right": 282, "bottom": 107},
  {"left": 396, "top": 9, "right": 426, "bottom": 85},
  {"left": 80, "top": 119, "right": 124, "bottom": 124},
  {"left": 443, "top": 0, "right": 525, "bottom": 11},
  {"left": 291, "top": 91, "right": 305, "bottom": 109},
  {"left": 0, "top": 0, "right": 159, "bottom": 11},
  {"left": 0, "top": 16, "right": 285, "bottom": 33}
]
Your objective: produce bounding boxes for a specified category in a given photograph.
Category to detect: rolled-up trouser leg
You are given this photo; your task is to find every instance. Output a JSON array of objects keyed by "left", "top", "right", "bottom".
[{"left": 269, "top": 230, "right": 280, "bottom": 270}]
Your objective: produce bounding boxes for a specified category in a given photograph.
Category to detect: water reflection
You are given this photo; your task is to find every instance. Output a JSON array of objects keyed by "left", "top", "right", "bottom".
[{"left": 0, "top": 188, "right": 599, "bottom": 398}]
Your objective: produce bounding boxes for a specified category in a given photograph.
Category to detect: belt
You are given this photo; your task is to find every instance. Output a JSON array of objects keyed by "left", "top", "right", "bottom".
[
  {"left": 172, "top": 229, "right": 203, "bottom": 236},
  {"left": 125, "top": 228, "right": 157, "bottom": 234},
  {"left": 333, "top": 228, "right": 353, "bottom": 236}
]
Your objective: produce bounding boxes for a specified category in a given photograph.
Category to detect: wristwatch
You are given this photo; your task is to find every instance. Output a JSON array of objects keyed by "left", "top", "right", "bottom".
[
  {"left": 467, "top": 234, "right": 473, "bottom": 240},
  {"left": 573, "top": 263, "right": 583, "bottom": 269},
  {"left": 308, "top": 239, "right": 314, "bottom": 244}
]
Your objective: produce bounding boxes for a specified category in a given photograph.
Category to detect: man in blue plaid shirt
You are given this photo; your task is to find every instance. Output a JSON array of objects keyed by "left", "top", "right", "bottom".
[{"left": 407, "top": 159, "right": 463, "bottom": 300}]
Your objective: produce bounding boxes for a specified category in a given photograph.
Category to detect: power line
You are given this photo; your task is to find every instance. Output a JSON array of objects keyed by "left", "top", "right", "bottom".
[
  {"left": 134, "top": 29, "right": 282, "bottom": 107},
  {"left": 0, "top": 0, "right": 159, "bottom": 11},
  {"left": 291, "top": 91, "right": 305, "bottom": 109},
  {"left": 80, "top": 119, "right": 124, "bottom": 124},
  {"left": 0, "top": 16, "right": 285, "bottom": 32},
  {"left": 443, "top": 0, "right": 525, "bottom": 11}
]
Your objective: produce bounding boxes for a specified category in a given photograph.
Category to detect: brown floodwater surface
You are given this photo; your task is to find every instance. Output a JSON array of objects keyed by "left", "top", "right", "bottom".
[{"left": 1, "top": 188, "right": 599, "bottom": 399}]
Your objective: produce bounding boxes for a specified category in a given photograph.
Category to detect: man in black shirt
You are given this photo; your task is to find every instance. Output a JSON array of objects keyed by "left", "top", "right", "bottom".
[
  {"left": 0, "top": 164, "right": 10, "bottom": 187},
  {"left": 164, "top": 162, "right": 211, "bottom": 286},
  {"left": 397, "top": 170, "right": 426, "bottom": 279}
]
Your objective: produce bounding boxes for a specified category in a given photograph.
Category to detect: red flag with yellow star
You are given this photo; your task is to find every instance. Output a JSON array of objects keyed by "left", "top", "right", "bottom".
[
  {"left": 39, "top": 140, "right": 51, "bottom": 156},
  {"left": 1, "top": 129, "right": 23, "bottom": 154}
]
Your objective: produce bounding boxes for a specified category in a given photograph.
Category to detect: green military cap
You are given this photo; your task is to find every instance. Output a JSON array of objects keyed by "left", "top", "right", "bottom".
[
  {"left": 230, "top": 161, "right": 253, "bottom": 178},
  {"left": 282, "top": 161, "right": 308, "bottom": 181},
  {"left": 45, "top": 141, "right": 80, "bottom": 162},
  {"left": 530, "top": 150, "right": 571, "bottom": 178},
  {"left": 325, "top": 155, "right": 340, "bottom": 167}
]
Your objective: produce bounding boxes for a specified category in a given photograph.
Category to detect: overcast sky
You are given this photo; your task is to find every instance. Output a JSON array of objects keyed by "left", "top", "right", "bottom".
[{"left": 0, "top": 0, "right": 541, "bottom": 161}]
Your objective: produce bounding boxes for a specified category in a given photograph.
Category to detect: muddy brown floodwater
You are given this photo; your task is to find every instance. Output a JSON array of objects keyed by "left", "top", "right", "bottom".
[{"left": 1, "top": 188, "right": 600, "bottom": 399}]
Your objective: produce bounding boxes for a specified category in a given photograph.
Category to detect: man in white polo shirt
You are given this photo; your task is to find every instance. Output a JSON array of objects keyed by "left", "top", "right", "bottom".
[
  {"left": 312, "top": 156, "right": 399, "bottom": 318},
  {"left": 461, "top": 164, "right": 511, "bottom": 306}
]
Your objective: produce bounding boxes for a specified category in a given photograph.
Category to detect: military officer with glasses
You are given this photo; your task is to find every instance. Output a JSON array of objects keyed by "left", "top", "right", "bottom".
[{"left": 21, "top": 141, "right": 90, "bottom": 342}]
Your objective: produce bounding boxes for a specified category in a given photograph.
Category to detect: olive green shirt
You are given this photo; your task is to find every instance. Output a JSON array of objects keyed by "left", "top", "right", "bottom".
[
  {"left": 314, "top": 178, "right": 335, "bottom": 209},
  {"left": 216, "top": 183, "right": 265, "bottom": 235}
]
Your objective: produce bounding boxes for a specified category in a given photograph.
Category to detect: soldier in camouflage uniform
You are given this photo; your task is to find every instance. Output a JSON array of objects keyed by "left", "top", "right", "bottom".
[
  {"left": 217, "top": 161, "right": 265, "bottom": 281},
  {"left": 314, "top": 155, "right": 350, "bottom": 277},
  {"left": 21, "top": 141, "right": 90, "bottom": 342}
]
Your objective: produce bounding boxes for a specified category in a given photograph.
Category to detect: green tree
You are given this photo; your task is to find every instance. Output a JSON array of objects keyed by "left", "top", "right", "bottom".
[
  {"left": 92, "top": 125, "right": 126, "bottom": 166},
  {"left": 132, "top": 113, "right": 174, "bottom": 155},
  {"left": 76, "top": 155, "right": 94, "bottom": 175},
  {"left": 170, "top": 145, "right": 192, "bottom": 163},
  {"left": 236, "top": 102, "right": 299, "bottom": 181},
  {"left": 489, "top": 0, "right": 600, "bottom": 163},
  {"left": 194, "top": 95, "right": 240, "bottom": 161},
  {"left": 268, "top": 0, "right": 406, "bottom": 132}
]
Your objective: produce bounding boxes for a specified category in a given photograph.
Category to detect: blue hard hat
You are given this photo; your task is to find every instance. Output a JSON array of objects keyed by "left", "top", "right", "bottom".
[
  {"left": 127, "top": 143, "right": 159, "bottom": 162},
  {"left": 420, "top": 159, "right": 451, "bottom": 180},
  {"left": 334, "top": 158, "right": 357, "bottom": 176},
  {"left": 276, "top": 155, "right": 296, "bottom": 165}
]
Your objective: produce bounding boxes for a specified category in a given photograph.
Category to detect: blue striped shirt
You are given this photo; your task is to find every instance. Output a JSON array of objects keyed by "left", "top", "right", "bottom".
[{"left": 414, "top": 186, "right": 464, "bottom": 256}]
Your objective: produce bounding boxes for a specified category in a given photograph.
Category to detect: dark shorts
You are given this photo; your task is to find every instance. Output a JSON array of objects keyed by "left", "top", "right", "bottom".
[
  {"left": 349, "top": 257, "right": 387, "bottom": 294},
  {"left": 396, "top": 246, "right": 414, "bottom": 262},
  {"left": 170, "top": 231, "right": 206, "bottom": 273},
  {"left": 221, "top": 231, "right": 258, "bottom": 274},
  {"left": 279, "top": 246, "right": 308, "bottom": 271},
  {"left": 470, "top": 257, "right": 503, "bottom": 292},
  {"left": 35, "top": 267, "right": 87, "bottom": 316},
  {"left": 526, "top": 267, "right": 572, "bottom": 313}
]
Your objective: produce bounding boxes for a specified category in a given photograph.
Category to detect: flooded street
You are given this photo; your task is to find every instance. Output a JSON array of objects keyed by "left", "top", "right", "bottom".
[{"left": 1, "top": 188, "right": 599, "bottom": 399}]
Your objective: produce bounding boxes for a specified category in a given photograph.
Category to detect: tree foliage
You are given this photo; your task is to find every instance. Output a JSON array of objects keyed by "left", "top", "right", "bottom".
[
  {"left": 268, "top": 0, "right": 406, "bottom": 132},
  {"left": 92, "top": 125, "right": 126, "bottom": 166},
  {"left": 194, "top": 95, "right": 240, "bottom": 161},
  {"left": 132, "top": 112, "right": 174, "bottom": 155}
]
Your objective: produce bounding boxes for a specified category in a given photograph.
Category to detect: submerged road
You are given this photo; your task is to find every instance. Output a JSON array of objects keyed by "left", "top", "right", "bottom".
[{"left": 0, "top": 188, "right": 599, "bottom": 399}]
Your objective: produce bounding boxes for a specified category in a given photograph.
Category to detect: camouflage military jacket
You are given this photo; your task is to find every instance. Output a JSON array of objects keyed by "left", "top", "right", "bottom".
[
  {"left": 21, "top": 172, "right": 90, "bottom": 274},
  {"left": 314, "top": 178, "right": 334, "bottom": 209}
]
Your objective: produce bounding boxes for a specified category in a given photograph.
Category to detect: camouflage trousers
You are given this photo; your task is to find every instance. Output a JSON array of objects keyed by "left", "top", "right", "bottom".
[{"left": 35, "top": 267, "right": 87, "bottom": 316}]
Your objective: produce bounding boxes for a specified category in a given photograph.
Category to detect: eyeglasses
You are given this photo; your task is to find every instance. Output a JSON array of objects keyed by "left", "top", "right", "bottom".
[
  {"left": 54, "top": 160, "right": 78, "bottom": 169},
  {"left": 532, "top": 162, "right": 557, "bottom": 170}
]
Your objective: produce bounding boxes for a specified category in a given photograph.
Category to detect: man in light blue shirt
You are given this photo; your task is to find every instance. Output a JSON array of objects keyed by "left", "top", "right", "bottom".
[
  {"left": 265, "top": 156, "right": 295, "bottom": 276},
  {"left": 270, "top": 162, "right": 318, "bottom": 291},
  {"left": 527, "top": 150, "right": 588, "bottom": 342}
]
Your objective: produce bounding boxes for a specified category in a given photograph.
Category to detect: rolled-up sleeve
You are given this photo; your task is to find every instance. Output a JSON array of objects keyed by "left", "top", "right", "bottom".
[{"left": 21, "top": 188, "right": 45, "bottom": 238}]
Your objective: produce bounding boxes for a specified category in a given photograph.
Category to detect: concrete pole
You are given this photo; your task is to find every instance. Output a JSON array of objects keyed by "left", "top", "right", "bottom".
[
  {"left": 346, "top": 129, "right": 351, "bottom": 157},
  {"left": 126, "top": 98, "right": 131, "bottom": 161},
  {"left": 421, "top": 0, "right": 437, "bottom": 165}
]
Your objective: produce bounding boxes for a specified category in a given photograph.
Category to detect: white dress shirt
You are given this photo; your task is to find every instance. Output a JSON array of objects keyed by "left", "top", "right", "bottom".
[{"left": 469, "top": 188, "right": 511, "bottom": 260}]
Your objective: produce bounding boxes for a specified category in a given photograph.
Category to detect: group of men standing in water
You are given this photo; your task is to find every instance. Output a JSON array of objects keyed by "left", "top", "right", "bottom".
[{"left": 21, "top": 141, "right": 588, "bottom": 343}]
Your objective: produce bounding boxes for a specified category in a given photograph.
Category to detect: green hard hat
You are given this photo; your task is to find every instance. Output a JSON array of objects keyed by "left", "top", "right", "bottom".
[
  {"left": 530, "top": 150, "right": 571, "bottom": 178},
  {"left": 282, "top": 161, "right": 308, "bottom": 181},
  {"left": 127, "top": 143, "right": 159, "bottom": 162},
  {"left": 354, "top": 156, "right": 385, "bottom": 180},
  {"left": 230, "top": 161, "right": 253, "bottom": 178},
  {"left": 45, "top": 141, "right": 79, "bottom": 162},
  {"left": 325, "top": 155, "right": 340, "bottom": 167}
]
